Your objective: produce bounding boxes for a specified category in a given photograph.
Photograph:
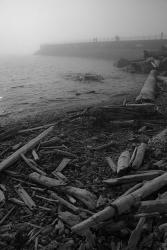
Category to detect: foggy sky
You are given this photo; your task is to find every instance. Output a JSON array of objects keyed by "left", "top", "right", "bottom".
[{"left": 0, "top": 0, "right": 166, "bottom": 54}]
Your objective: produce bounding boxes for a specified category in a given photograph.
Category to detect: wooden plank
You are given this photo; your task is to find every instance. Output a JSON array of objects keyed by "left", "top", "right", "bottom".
[{"left": 52, "top": 158, "right": 71, "bottom": 175}]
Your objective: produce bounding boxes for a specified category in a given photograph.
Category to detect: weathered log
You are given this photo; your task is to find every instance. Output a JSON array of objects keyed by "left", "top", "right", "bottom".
[
  {"left": 0, "top": 126, "right": 54, "bottom": 173},
  {"left": 29, "top": 172, "right": 65, "bottom": 187},
  {"left": 139, "top": 199, "right": 167, "bottom": 214},
  {"left": 62, "top": 186, "right": 97, "bottom": 210},
  {"left": 72, "top": 171, "right": 167, "bottom": 233},
  {"left": 136, "top": 70, "right": 158, "bottom": 103},
  {"left": 103, "top": 171, "right": 164, "bottom": 185},
  {"left": 117, "top": 150, "right": 130, "bottom": 176},
  {"left": 85, "top": 103, "right": 163, "bottom": 121},
  {"left": 132, "top": 143, "right": 147, "bottom": 169}
]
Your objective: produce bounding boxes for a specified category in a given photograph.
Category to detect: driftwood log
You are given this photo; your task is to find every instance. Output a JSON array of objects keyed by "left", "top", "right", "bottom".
[
  {"left": 72, "top": 171, "right": 167, "bottom": 233},
  {"left": 136, "top": 70, "right": 158, "bottom": 103},
  {"left": 85, "top": 103, "right": 163, "bottom": 122},
  {"left": 0, "top": 126, "right": 54, "bottom": 173}
]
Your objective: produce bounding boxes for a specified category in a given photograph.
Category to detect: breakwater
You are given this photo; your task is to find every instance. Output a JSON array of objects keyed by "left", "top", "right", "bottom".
[{"left": 36, "top": 39, "right": 167, "bottom": 60}]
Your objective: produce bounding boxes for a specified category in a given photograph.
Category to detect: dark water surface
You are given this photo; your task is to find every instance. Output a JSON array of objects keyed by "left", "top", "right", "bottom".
[{"left": 0, "top": 55, "right": 146, "bottom": 120}]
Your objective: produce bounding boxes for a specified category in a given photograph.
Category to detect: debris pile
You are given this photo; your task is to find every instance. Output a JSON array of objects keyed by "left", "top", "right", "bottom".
[
  {"left": 116, "top": 46, "right": 167, "bottom": 75},
  {"left": 1, "top": 47, "right": 167, "bottom": 249}
]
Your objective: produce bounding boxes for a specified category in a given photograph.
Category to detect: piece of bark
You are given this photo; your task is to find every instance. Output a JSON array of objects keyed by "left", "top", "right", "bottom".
[
  {"left": 21, "top": 154, "right": 46, "bottom": 176},
  {"left": 52, "top": 158, "right": 71, "bottom": 175},
  {"left": 139, "top": 199, "right": 167, "bottom": 214},
  {"left": 117, "top": 150, "right": 130, "bottom": 176},
  {"left": 58, "top": 211, "right": 81, "bottom": 226},
  {"left": 127, "top": 217, "right": 146, "bottom": 250},
  {"left": 62, "top": 186, "right": 97, "bottom": 210},
  {"left": 72, "top": 171, "right": 167, "bottom": 233},
  {"left": 103, "top": 171, "right": 164, "bottom": 185},
  {"left": 0, "top": 126, "right": 54, "bottom": 173},
  {"left": 129, "top": 147, "right": 137, "bottom": 165},
  {"left": 42, "top": 149, "right": 77, "bottom": 158},
  {"left": 29, "top": 172, "right": 65, "bottom": 187},
  {"left": 15, "top": 184, "right": 36, "bottom": 210},
  {"left": 32, "top": 150, "right": 39, "bottom": 161},
  {"left": 49, "top": 191, "right": 79, "bottom": 213},
  {"left": 132, "top": 143, "right": 147, "bottom": 169},
  {"left": 105, "top": 157, "right": 117, "bottom": 173},
  {"left": 136, "top": 70, "right": 158, "bottom": 103}
]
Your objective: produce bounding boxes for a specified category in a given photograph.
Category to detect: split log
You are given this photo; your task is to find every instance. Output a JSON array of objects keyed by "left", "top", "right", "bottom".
[
  {"left": 0, "top": 126, "right": 54, "bottom": 173},
  {"left": 85, "top": 103, "right": 163, "bottom": 121},
  {"left": 117, "top": 150, "right": 130, "bottom": 176},
  {"left": 105, "top": 157, "right": 117, "bottom": 173},
  {"left": 72, "top": 170, "right": 167, "bottom": 233},
  {"left": 29, "top": 172, "right": 66, "bottom": 187},
  {"left": 103, "top": 171, "right": 164, "bottom": 185},
  {"left": 139, "top": 199, "right": 167, "bottom": 214},
  {"left": 132, "top": 143, "right": 147, "bottom": 169},
  {"left": 127, "top": 217, "right": 146, "bottom": 250},
  {"left": 62, "top": 186, "right": 97, "bottom": 210},
  {"left": 136, "top": 70, "right": 158, "bottom": 103}
]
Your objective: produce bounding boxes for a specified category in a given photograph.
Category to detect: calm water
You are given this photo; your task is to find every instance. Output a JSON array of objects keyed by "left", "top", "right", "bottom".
[{"left": 0, "top": 55, "right": 145, "bottom": 120}]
